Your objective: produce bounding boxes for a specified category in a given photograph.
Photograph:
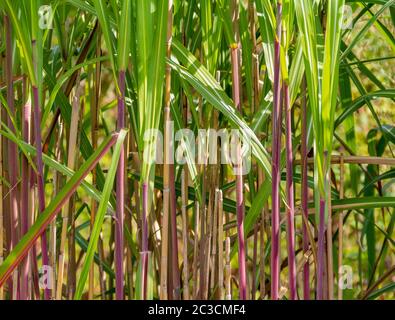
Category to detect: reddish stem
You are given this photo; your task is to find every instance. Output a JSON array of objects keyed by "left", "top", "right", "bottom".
[
  {"left": 271, "top": 1, "right": 282, "bottom": 301},
  {"left": 301, "top": 79, "right": 310, "bottom": 299},
  {"left": 115, "top": 70, "right": 126, "bottom": 300},
  {"left": 230, "top": 44, "right": 247, "bottom": 300},
  {"left": 32, "top": 85, "right": 50, "bottom": 300},
  {"left": 5, "top": 14, "right": 20, "bottom": 273},
  {"left": 20, "top": 80, "right": 31, "bottom": 300},
  {"left": 284, "top": 84, "right": 297, "bottom": 299}
]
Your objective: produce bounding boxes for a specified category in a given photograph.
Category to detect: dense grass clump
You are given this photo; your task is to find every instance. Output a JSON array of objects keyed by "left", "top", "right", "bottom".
[{"left": 0, "top": 0, "right": 394, "bottom": 300}]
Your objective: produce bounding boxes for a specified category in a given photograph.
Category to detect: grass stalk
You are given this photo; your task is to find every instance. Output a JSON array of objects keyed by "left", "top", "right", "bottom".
[
  {"left": 50, "top": 119, "right": 63, "bottom": 300},
  {"left": 225, "top": 237, "right": 231, "bottom": 300},
  {"left": 259, "top": 204, "right": 266, "bottom": 299},
  {"left": 301, "top": 77, "right": 310, "bottom": 300},
  {"left": 115, "top": 70, "right": 126, "bottom": 300},
  {"left": 327, "top": 180, "right": 334, "bottom": 300},
  {"left": 210, "top": 188, "right": 219, "bottom": 295},
  {"left": 141, "top": 182, "right": 149, "bottom": 299},
  {"left": 0, "top": 0, "right": 393, "bottom": 302},
  {"left": 251, "top": 223, "right": 258, "bottom": 299},
  {"left": 338, "top": 154, "right": 344, "bottom": 300},
  {"left": 192, "top": 201, "right": 200, "bottom": 299},
  {"left": 89, "top": 27, "right": 102, "bottom": 300},
  {"left": 160, "top": 0, "right": 173, "bottom": 300},
  {"left": 4, "top": 16, "right": 20, "bottom": 298},
  {"left": 217, "top": 190, "right": 224, "bottom": 300},
  {"left": 284, "top": 83, "right": 297, "bottom": 299},
  {"left": 169, "top": 164, "right": 180, "bottom": 299},
  {"left": 32, "top": 69, "right": 50, "bottom": 301},
  {"left": 270, "top": 0, "right": 283, "bottom": 300},
  {"left": 181, "top": 169, "right": 189, "bottom": 299},
  {"left": 230, "top": 39, "right": 247, "bottom": 300},
  {"left": 20, "top": 78, "right": 31, "bottom": 300},
  {"left": 317, "top": 199, "right": 326, "bottom": 300}
]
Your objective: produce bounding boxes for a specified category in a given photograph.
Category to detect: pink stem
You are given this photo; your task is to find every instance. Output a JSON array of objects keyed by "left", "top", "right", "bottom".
[
  {"left": 271, "top": 1, "right": 282, "bottom": 301},
  {"left": 230, "top": 44, "right": 247, "bottom": 300},
  {"left": 5, "top": 15, "right": 20, "bottom": 287},
  {"left": 301, "top": 80, "right": 310, "bottom": 299},
  {"left": 115, "top": 70, "right": 126, "bottom": 300},
  {"left": 284, "top": 84, "right": 297, "bottom": 299},
  {"left": 32, "top": 84, "right": 50, "bottom": 300},
  {"left": 20, "top": 80, "right": 31, "bottom": 300}
]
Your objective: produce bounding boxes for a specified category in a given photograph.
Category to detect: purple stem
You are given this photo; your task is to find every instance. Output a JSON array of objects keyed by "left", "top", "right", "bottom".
[
  {"left": 5, "top": 16, "right": 20, "bottom": 300},
  {"left": 317, "top": 198, "right": 326, "bottom": 300},
  {"left": 230, "top": 44, "right": 247, "bottom": 300},
  {"left": 32, "top": 85, "right": 50, "bottom": 300},
  {"left": 115, "top": 70, "right": 126, "bottom": 300},
  {"left": 30, "top": 168, "right": 41, "bottom": 300},
  {"left": 301, "top": 80, "right": 310, "bottom": 299},
  {"left": 284, "top": 84, "right": 297, "bottom": 299},
  {"left": 271, "top": 1, "right": 282, "bottom": 301},
  {"left": 20, "top": 82, "right": 31, "bottom": 300},
  {"left": 4, "top": 14, "right": 20, "bottom": 275}
]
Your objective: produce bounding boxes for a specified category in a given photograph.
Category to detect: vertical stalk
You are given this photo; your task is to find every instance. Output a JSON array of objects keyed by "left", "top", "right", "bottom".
[
  {"left": 115, "top": 70, "right": 126, "bottom": 300},
  {"left": 259, "top": 205, "right": 266, "bottom": 299},
  {"left": 89, "top": 27, "right": 102, "bottom": 300},
  {"left": 201, "top": 207, "right": 211, "bottom": 300},
  {"left": 181, "top": 169, "right": 189, "bottom": 300},
  {"left": 31, "top": 28, "right": 51, "bottom": 298},
  {"left": 210, "top": 189, "right": 219, "bottom": 295},
  {"left": 301, "top": 77, "right": 310, "bottom": 299},
  {"left": 198, "top": 170, "right": 206, "bottom": 299},
  {"left": 271, "top": 1, "right": 282, "bottom": 300},
  {"left": 217, "top": 190, "right": 224, "bottom": 300},
  {"left": 29, "top": 168, "right": 40, "bottom": 300},
  {"left": 225, "top": 237, "right": 231, "bottom": 300},
  {"left": 50, "top": 119, "right": 63, "bottom": 300},
  {"left": 317, "top": 199, "right": 326, "bottom": 300},
  {"left": 249, "top": 0, "right": 259, "bottom": 114},
  {"left": 160, "top": 0, "right": 173, "bottom": 300},
  {"left": 141, "top": 182, "right": 149, "bottom": 299},
  {"left": 251, "top": 224, "right": 258, "bottom": 299},
  {"left": 5, "top": 16, "right": 20, "bottom": 299},
  {"left": 284, "top": 84, "right": 297, "bottom": 299},
  {"left": 192, "top": 201, "right": 199, "bottom": 299},
  {"left": 327, "top": 180, "right": 334, "bottom": 300},
  {"left": 230, "top": 43, "right": 247, "bottom": 300},
  {"left": 338, "top": 154, "right": 344, "bottom": 300},
  {"left": 169, "top": 164, "right": 181, "bottom": 299},
  {"left": 258, "top": 139, "right": 268, "bottom": 299},
  {"left": 20, "top": 78, "right": 31, "bottom": 300},
  {"left": 67, "top": 102, "right": 83, "bottom": 298}
]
